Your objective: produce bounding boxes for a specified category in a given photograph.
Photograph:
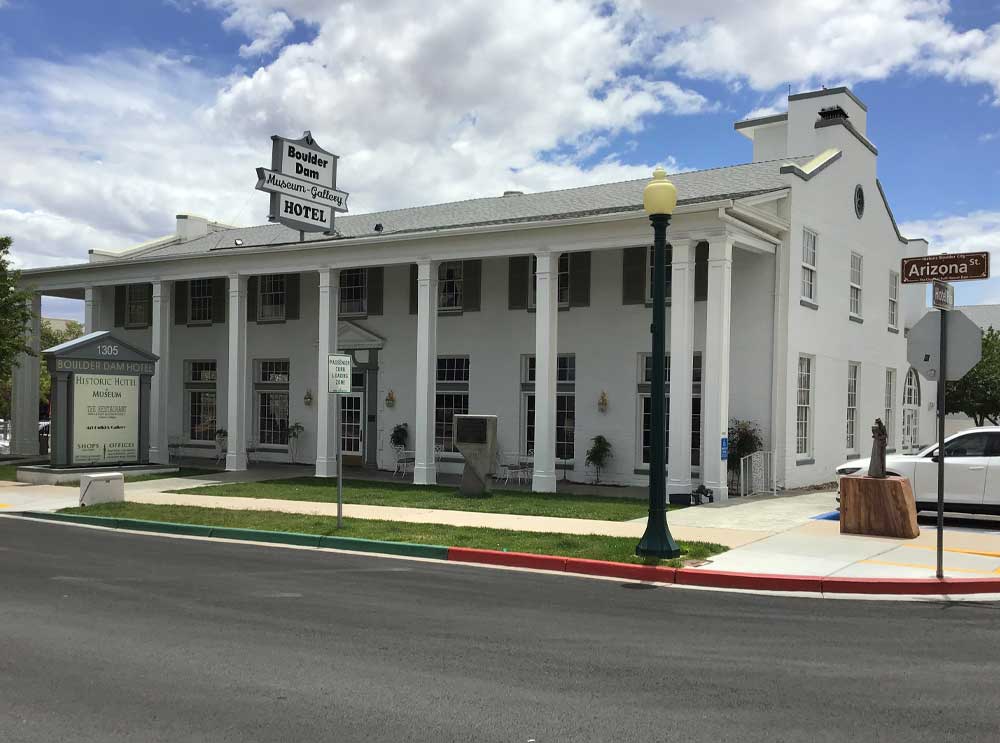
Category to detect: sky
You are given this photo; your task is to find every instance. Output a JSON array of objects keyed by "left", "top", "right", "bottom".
[{"left": 0, "top": 0, "right": 998, "bottom": 319}]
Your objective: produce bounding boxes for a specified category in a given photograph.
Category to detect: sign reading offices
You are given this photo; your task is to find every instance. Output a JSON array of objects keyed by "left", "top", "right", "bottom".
[
  {"left": 255, "top": 131, "right": 349, "bottom": 234},
  {"left": 72, "top": 373, "right": 139, "bottom": 465}
]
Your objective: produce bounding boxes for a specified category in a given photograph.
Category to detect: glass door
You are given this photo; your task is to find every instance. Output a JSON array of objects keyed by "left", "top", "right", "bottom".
[{"left": 340, "top": 393, "right": 364, "bottom": 456}]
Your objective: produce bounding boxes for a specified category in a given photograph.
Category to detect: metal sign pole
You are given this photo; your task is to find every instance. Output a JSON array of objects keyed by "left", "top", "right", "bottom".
[
  {"left": 336, "top": 393, "right": 343, "bottom": 529},
  {"left": 936, "top": 309, "right": 947, "bottom": 579}
]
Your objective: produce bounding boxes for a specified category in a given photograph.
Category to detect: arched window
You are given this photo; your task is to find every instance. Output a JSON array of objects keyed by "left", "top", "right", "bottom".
[{"left": 904, "top": 369, "right": 921, "bottom": 407}]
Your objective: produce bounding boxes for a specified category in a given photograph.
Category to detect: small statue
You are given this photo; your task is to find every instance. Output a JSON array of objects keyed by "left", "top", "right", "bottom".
[{"left": 868, "top": 418, "right": 888, "bottom": 478}]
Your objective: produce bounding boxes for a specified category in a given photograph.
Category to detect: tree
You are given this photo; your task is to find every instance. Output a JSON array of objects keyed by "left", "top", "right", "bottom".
[
  {"left": 0, "top": 236, "right": 36, "bottom": 419},
  {"left": 38, "top": 319, "right": 85, "bottom": 416},
  {"left": 945, "top": 326, "right": 1000, "bottom": 426}
]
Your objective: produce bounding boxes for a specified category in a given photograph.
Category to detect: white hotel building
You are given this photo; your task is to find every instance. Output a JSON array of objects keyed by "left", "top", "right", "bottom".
[{"left": 11, "top": 87, "right": 937, "bottom": 497}]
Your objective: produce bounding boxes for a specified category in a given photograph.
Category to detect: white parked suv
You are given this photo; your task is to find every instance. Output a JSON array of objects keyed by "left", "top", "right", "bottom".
[{"left": 835, "top": 427, "right": 1000, "bottom": 513}]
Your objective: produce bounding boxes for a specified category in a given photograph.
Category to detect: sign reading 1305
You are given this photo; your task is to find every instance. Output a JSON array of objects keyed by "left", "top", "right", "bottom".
[{"left": 96, "top": 344, "right": 120, "bottom": 356}]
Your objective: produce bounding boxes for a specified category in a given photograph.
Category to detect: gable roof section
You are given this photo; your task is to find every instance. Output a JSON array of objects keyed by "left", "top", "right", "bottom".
[{"left": 113, "top": 156, "right": 809, "bottom": 262}]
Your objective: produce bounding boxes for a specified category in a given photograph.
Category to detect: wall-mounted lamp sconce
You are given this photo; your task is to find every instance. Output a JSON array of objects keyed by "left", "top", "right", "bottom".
[
  {"left": 385, "top": 389, "right": 396, "bottom": 408},
  {"left": 597, "top": 390, "right": 609, "bottom": 413},
  {"left": 303, "top": 389, "right": 313, "bottom": 406}
]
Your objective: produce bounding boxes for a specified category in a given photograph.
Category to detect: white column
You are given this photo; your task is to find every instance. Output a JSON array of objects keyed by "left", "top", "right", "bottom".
[
  {"left": 226, "top": 274, "right": 248, "bottom": 471},
  {"left": 315, "top": 268, "right": 340, "bottom": 478},
  {"left": 667, "top": 239, "right": 697, "bottom": 496},
  {"left": 11, "top": 293, "right": 41, "bottom": 456},
  {"left": 84, "top": 287, "right": 97, "bottom": 334},
  {"left": 413, "top": 260, "right": 438, "bottom": 485},
  {"left": 148, "top": 281, "right": 172, "bottom": 464},
  {"left": 532, "top": 252, "right": 558, "bottom": 493},
  {"left": 702, "top": 236, "right": 734, "bottom": 500}
]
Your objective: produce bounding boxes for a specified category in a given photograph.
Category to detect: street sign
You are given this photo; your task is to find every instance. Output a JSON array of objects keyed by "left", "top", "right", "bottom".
[
  {"left": 255, "top": 131, "right": 349, "bottom": 235},
  {"left": 327, "top": 354, "right": 352, "bottom": 393},
  {"left": 907, "top": 310, "right": 982, "bottom": 381},
  {"left": 901, "top": 252, "right": 990, "bottom": 284},
  {"left": 932, "top": 280, "right": 953, "bottom": 311}
]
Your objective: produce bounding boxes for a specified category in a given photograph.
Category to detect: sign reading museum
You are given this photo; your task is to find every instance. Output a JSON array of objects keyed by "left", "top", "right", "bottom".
[
  {"left": 43, "top": 330, "right": 158, "bottom": 469},
  {"left": 72, "top": 373, "right": 139, "bottom": 465},
  {"left": 255, "top": 130, "right": 349, "bottom": 235}
]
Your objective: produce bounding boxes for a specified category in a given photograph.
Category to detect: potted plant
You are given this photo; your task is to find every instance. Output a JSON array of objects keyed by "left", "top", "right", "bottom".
[
  {"left": 585, "top": 435, "right": 613, "bottom": 484},
  {"left": 390, "top": 422, "right": 408, "bottom": 450},
  {"left": 287, "top": 421, "right": 305, "bottom": 463}
]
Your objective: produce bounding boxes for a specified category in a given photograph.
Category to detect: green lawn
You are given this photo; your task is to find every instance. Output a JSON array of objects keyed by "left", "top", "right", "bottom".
[
  {"left": 64, "top": 502, "right": 724, "bottom": 567},
  {"left": 0, "top": 464, "right": 18, "bottom": 482},
  {"left": 167, "top": 476, "right": 664, "bottom": 521}
]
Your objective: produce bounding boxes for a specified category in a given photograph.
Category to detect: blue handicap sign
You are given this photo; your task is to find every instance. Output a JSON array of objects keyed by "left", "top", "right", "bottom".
[{"left": 721, "top": 437, "right": 729, "bottom": 461}]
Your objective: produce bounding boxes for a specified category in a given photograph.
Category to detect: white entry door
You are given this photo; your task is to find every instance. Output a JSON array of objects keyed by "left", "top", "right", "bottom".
[
  {"left": 901, "top": 408, "right": 920, "bottom": 453},
  {"left": 340, "top": 393, "right": 364, "bottom": 456}
]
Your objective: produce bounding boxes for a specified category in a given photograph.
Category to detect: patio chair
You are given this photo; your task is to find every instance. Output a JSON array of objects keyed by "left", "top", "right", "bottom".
[{"left": 393, "top": 445, "right": 415, "bottom": 478}]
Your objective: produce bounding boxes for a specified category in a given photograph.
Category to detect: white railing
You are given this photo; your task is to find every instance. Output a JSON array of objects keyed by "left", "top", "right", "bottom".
[{"left": 739, "top": 450, "right": 776, "bottom": 497}]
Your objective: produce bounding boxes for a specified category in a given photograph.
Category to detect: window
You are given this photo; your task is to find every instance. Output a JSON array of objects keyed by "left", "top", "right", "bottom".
[
  {"left": 436, "top": 356, "right": 469, "bottom": 451},
  {"left": 888, "top": 270, "right": 899, "bottom": 329},
  {"left": 801, "top": 229, "right": 818, "bottom": 302},
  {"left": 184, "top": 361, "right": 217, "bottom": 442},
  {"left": 125, "top": 284, "right": 149, "bottom": 327},
  {"left": 846, "top": 362, "right": 860, "bottom": 453},
  {"left": 254, "top": 359, "right": 290, "bottom": 446},
  {"left": 902, "top": 368, "right": 921, "bottom": 453},
  {"left": 797, "top": 356, "right": 813, "bottom": 457},
  {"left": 257, "top": 274, "right": 286, "bottom": 322},
  {"left": 530, "top": 253, "right": 570, "bottom": 308},
  {"left": 636, "top": 353, "right": 702, "bottom": 467},
  {"left": 904, "top": 368, "right": 920, "bottom": 406},
  {"left": 339, "top": 268, "right": 367, "bottom": 315},
  {"left": 942, "top": 433, "right": 995, "bottom": 458},
  {"left": 885, "top": 369, "right": 896, "bottom": 450},
  {"left": 849, "top": 252, "right": 863, "bottom": 317},
  {"left": 438, "top": 261, "right": 463, "bottom": 311},
  {"left": 645, "top": 245, "right": 673, "bottom": 303},
  {"left": 187, "top": 279, "right": 212, "bottom": 324},
  {"left": 521, "top": 354, "right": 575, "bottom": 459}
]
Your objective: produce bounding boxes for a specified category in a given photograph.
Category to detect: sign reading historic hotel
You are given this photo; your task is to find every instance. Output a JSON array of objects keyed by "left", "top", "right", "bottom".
[
  {"left": 43, "top": 331, "right": 158, "bottom": 468},
  {"left": 255, "top": 131, "right": 349, "bottom": 234},
  {"left": 901, "top": 251, "right": 990, "bottom": 284}
]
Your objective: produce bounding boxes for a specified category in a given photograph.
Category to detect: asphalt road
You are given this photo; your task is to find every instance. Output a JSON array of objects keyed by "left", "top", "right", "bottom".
[{"left": 2, "top": 518, "right": 1000, "bottom": 743}]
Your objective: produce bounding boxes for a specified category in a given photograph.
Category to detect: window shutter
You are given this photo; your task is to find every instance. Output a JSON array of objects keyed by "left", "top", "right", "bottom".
[
  {"left": 211, "top": 277, "right": 226, "bottom": 323},
  {"left": 508, "top": 256, "right": 529, "bottom": 310},
  {"left": 247, "top": 276, "right": 258, "bottom": 323},
  {"left": 409, "top": 264, "right": 418, "bottom": 315},
  {"left": 694, "top": 242, "right": 708, "bottom": 301},
  {"left": 569, "top": 252, "right": 591, "bottom": 307},
  {"left": 462, "top": 259, "right": 481, "bottom": 311},
  {"left": 174, "top": 281, "right": 188, "bottom": 325},
  {"left": 113, "top": 286, "right": 126, "bottom": 327},
  {"left": 285, "top": 273, "right": 300, "bottom": 320},
  {"left": 143, "top": 284, "right": 153, "bottom": 328},
  {"left": 622, "top": 247, "right": 646, "bottom": 304},
  {"left": 367, "top": 267, "right": 383, "bottom": 316}
]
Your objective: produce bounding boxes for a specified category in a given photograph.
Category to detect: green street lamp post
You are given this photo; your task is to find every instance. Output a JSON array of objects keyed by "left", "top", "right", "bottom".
[{"left": 636, "top": 166, "right": 682, "bottom": 559}]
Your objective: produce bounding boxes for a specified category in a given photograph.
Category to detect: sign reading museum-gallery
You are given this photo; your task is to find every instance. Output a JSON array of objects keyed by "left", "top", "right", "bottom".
[{"left": 72, "top": 373, "right": 139, "bottom": 465}]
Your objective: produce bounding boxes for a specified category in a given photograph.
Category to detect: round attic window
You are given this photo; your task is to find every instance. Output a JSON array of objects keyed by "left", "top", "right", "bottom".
[{"left": 854, "top": 184, "right": 865, "bottom": 219}]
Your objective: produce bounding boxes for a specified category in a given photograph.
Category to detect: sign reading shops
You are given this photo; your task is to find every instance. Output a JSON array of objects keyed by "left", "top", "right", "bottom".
[
  {"left": 43, "top": 331, "right": 158, "bottom": 468},
  {"left": 255, "top": 131, "right": 349, "bottom": 235}
]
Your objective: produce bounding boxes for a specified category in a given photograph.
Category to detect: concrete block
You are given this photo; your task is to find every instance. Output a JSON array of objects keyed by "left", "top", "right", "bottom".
[{"left": 79, "top": 472, "right": 125, "bottom": 506}]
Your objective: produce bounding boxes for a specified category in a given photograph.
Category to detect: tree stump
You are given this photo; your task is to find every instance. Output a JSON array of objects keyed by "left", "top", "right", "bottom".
[{"left": 840, "top": 476, "right": 919, "bottom": 539}]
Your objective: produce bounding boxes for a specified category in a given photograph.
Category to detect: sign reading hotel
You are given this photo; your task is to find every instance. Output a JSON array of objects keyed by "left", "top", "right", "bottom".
[
  {"left": 901, "top": 252, "right": 990, "bottom": 284},
  {"left": 43, "top": 331, "right": 158, "bottom": 468},
  {"left": 72, "top": 373, "right": 139, "bottom": 465},
  {"left": 255, "top": 130, "right": 349, "bottom": 234}
]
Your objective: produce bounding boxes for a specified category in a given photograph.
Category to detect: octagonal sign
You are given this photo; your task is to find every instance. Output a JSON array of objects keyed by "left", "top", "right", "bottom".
[{"left": 907, "top": 310, "right": 983, "bottom": 382}]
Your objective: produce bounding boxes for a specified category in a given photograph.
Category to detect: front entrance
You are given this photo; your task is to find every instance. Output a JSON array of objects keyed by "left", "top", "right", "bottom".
[
  {"left": 340, "top": 392, "right": 364, "bottom": 461},
  {"left": 902, "top": 408, "right": 920, "bottom": 453}
]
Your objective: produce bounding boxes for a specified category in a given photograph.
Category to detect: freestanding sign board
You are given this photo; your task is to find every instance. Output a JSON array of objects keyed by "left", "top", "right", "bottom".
[
  {"left": 326, "top": 353, "right": 353, "bottom": 526},
  {"left": 255, "top": 131, "right": 349, "bottom": 235},
  {"left": 43, "top": 331, "right": 158, "bottom": 468}
]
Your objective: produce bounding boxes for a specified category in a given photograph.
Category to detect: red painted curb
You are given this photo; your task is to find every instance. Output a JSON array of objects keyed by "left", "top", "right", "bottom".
[
  {"left": 563, "top": 557, "right": 676, "bottom": 583},
  {"left": 444, "top": 548, "right": 1000, "bottom": 596},
  {"left": 675, "top": 569, "right": 824, "bottom": 593},
  {"left": 447, "top": 547, "right": 567, "bottom": 572}
]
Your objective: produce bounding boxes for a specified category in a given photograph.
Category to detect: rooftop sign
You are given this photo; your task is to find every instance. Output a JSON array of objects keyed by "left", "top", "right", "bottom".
[
  {"left": 255, "top": 131, "right": 349, "bottom": 235},
  {"left": 901, "top": 252, "right": 990, "bottom": 284}
]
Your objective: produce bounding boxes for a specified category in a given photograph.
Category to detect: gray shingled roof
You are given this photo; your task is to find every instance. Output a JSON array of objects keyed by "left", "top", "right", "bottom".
[
  {"left": 130, "top": 156, "right": 809, "bottom": 261},
  {"left": 954, "top": 304, "right": 1000, "bottom": 331}
]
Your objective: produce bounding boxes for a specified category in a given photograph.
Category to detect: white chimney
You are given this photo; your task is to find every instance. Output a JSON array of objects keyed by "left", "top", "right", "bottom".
[{"left": 176, "top": 214, "right": 211, "bottom": 242}]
